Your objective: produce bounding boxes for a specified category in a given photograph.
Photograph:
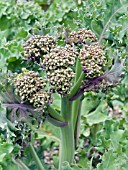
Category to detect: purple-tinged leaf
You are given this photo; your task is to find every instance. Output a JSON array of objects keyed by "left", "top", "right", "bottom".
[
  {"left": 69, "top": 76, "right": 104, "bottom": 101},
  {"left": 103, "top": 58, "right": 124, "bottom": 85},
  {"left": 70, "top": 59, "right": 124, "bottom": 101},
  {"left": 19, "top": 108, "right": 26, "bottom": 118},
  {"left": 2, "top": 103, "right": 35, "bottom": 111},
  {"left": 10, "top": 108, "right": 18, "bottom": 121},
  {"left": 82, "top": 76, "right": 104, "bottom": 91}
]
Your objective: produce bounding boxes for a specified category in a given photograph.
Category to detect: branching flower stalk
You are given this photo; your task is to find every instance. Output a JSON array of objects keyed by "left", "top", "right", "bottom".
[{"left": 1, "top": 29, "right": 123, "bottom": 169}]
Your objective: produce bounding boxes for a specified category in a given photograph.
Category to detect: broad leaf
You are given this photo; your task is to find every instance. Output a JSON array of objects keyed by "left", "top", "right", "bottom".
[{"left": 85, "top": 100, "right": 108, "bottom": 126}]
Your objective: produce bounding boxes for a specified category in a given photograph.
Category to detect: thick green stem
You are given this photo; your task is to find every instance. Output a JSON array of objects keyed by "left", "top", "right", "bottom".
[
  {"left": 59, "top": 97, "right": 74, "bottom": 169},
  {"left": 29, "top": 143, "right": 45, "bottom": 170}
]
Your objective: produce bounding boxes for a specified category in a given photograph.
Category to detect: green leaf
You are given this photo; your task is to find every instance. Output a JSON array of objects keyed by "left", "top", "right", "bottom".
[
  {"left": 81, "top": 96, "right": 99, "bottom": 115},
  {"left": 91, "top": 20, "right": 103, "bottom": 37},
  {"left": 0, "top": 16, "right": 10, "bottom": 31},
  {"left": 62, "top": 161, "right": 82, "bottom": 170},
  {"left": 97, "top": 150, "right": 117, "bottom": 170},
  {"left": 35, "top": 125, "right": 60, "bottom": 143},
  {"left": 85, "top": 100, "right": 108, "bottom": 126},
  {"left": 0, "top": 143, "right": 13, "bottom": 162},
  {"left": 62, "top": 162, "right": 72, "bottom": 170},
  {"left": 16, "top": 27, "right": 28, "bottom": 39},
  {"left": 4, "top": 163, "right": 25, "bottom": 170},
  {"left": 110, "top": 129, "right": 124, "bottom": 150}
]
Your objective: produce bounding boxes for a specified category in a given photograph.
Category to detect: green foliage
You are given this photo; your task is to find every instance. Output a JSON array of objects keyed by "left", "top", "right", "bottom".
[
  {"left": 0, "top": 0, "right": 43, "bottom": 72},
  {"left": 96, "top": 119, "right": 128, "bottom": 170},
  {"left": 0, "top": 128, "right": 22, "bottom": 170}
]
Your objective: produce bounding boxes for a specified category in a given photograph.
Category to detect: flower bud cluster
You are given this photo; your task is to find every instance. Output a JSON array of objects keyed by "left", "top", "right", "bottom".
[
  {"left": 21, "top": 29, "right": 107, "bottom": 95},
  {"left": 43, "top": 45, "right": 76, "bottom": 71},
  {"left": 67, "top": 29, "right": 97, "bottom": 44},
  {"left": 79, "top": 44, "right": 106, "bottom": 79},
  {"left": 42, "top": 44, "right": 76, "bottom": 95},
  {"left": 13, "top": 68, "right": 51, "bottom": 108},
  {"left": 47, "top": 68, "right": 75, "bottom": 95},
  {"left": 23, "top": 35, "right": 56, "bottom": 63},
  {"left": 43, "top": 147, "right": 59, "bottom": 170},
  {"left": 30, "top": 90, "right": 52, "bottom": 108}
]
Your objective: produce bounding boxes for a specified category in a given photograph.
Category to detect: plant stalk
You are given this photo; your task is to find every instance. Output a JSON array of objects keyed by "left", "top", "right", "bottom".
[
  {"left": 12, "top": 158, "right": 30, "bottom": 170},
  {"left": 29, "top": 143, "right": 45, "bottom": 170},
  {"left": 72, "top": 59, "right": 82, "bottom": 129},
  {"left": 74, "top": 99, "right": 82, "bottom": 148},
  {"left": 69, "top": 72, "right": 85, "bottom": 99},
  {"left": 91, "top": 124, "right": 101, "bottom": 144},
  {"left": 72, "top": 59, "right": 83, "bottom": 148},
  {"left": 59, "top": 97, "right": 74, "bottom": 169}
]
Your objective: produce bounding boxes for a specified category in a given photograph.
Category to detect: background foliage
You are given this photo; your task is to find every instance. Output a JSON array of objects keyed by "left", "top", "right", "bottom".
[{"left": 0, "top": 0, "right": 128, "bottom": 169}]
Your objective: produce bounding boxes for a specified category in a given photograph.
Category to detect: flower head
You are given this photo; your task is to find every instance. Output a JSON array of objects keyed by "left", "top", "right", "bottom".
[
  {"left": 47, "top": 68, "right": 75, "bottom": 95},
  {"left": 23, "top": 35, "right": 56, "bottom": 63},
  {"left": 67, "top": 29, "right": 97, "bottom": 45},
  {"left": 13, "top": 68, "right": 51, "bottom": 109},
  {"left": 30, "top": 90, "right": 52, "bottom": 108},
  {"left": 79, "top": 44, "right": 106, "bottom": 79},
  {"left": 42, "top": 45, "right": 77, "bottom": 71}
]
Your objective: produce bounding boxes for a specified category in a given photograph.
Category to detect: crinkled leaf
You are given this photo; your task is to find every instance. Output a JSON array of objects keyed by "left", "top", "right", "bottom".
[
  {"left": 97, "top": 150, "right": 117, "bottom": 170},
  {"left": 0, "top": 143, "right": 13, "bottom": 162},
  {"left": 110, "top": 129, "right": 124, "bottom": 150}
]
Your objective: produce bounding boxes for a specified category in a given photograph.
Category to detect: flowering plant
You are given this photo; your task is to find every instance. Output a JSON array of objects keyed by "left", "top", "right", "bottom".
[{"left": 1, "top": 29, "right": 123, "bottom": 170}]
